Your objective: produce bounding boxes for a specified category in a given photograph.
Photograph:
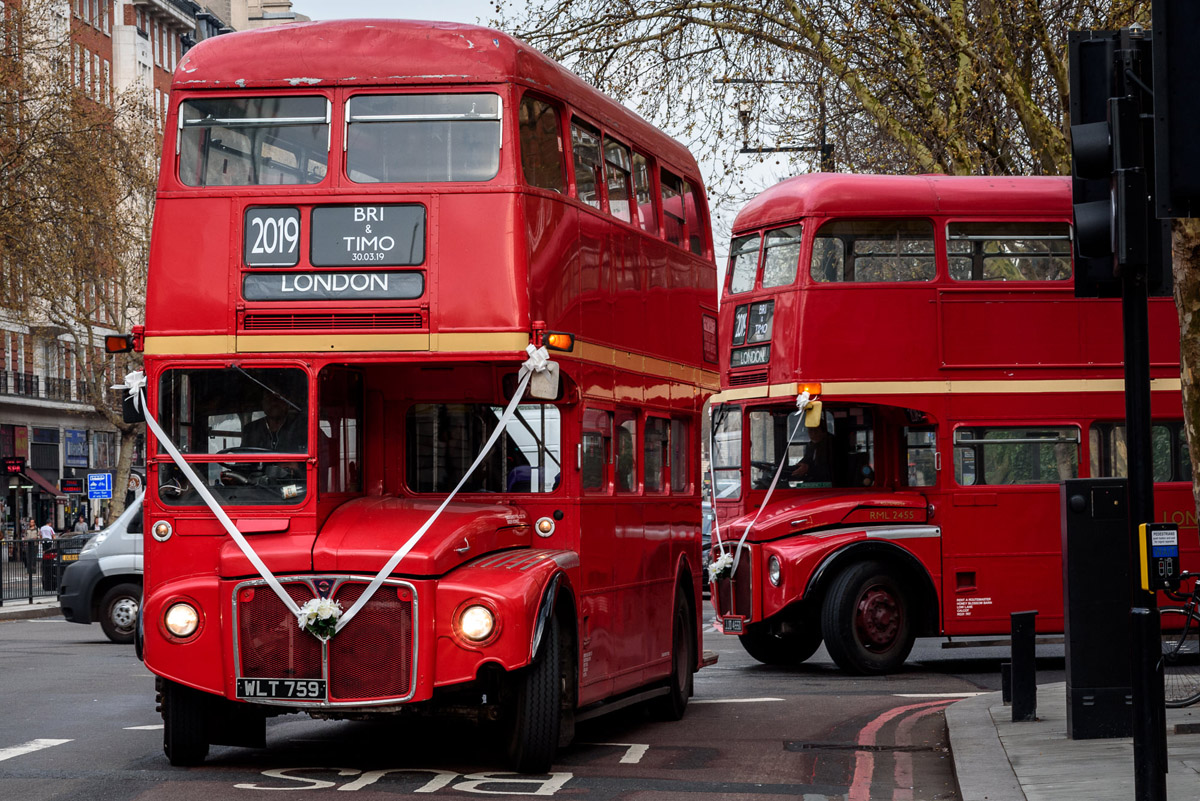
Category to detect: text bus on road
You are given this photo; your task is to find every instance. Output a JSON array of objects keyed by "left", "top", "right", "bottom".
[
  {"left": 708, "top": 173, "right": 1188, "bottom": 674},
  {"left": 128, "top": 20, "right": 718, "bottom": 771}
]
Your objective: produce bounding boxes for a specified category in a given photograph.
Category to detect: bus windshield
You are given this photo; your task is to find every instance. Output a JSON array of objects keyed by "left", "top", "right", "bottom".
[
  {"left": 157, "top": 367, "right": 308, "bottom": 507},
  {"left": 346, "top": 93, "right": 502, "bottom": 183},
  {"left": 406, "top": 403, "right": 561, "bottom": 493},
  {"left": 178, "top": 96, "right": 330, "bottom": 187},
  {"left": 749, "top": 406, "right": 875, "bottom": 490}
]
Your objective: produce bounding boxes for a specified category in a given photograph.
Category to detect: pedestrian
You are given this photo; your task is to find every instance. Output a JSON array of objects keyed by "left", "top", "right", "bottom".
[
  {"left": 22, "top": 518, "right": 38, "bottom": 574},
  {"left": 73, "top": 515, "right": 88, "bottom": 534},
  {"left": 93, "top": 514, "right": 104, "bottom": 530},
  {"left": 39, "top": 518, "right": 55, "bottom": 541}
]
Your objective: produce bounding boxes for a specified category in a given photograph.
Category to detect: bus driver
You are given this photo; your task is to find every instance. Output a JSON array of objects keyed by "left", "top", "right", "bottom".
[{"left": 242, "top": 391, "right": 305, "bottom": 453}]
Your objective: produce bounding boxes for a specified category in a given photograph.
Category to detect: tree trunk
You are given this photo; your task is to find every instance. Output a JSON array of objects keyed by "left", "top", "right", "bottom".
[
  {"left": 1172, "top": 218, "right": 1200, "bottom": 518},
  {"left": 110, "top": 426, "right": 138, "bottom": 519}
]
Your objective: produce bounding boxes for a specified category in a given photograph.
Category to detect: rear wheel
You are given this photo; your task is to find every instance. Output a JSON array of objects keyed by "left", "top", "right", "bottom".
[
  {"left": 99, "top": 582, "right": 141, "bottom": 644},
  {"left": 161, "top": 679, "right": 209, "bottom": 766},
  {"left": 652, "top": 591, "right": 694, "bottom": 720},
  {"left": 505, "top": 614, "right": 566, "bottom": 773},
  {"left": 1160, "top": 607, "right": 1200, "bottom": 707},
  {"left": 821, "top": 561, "right": 914, "bottom": 675},
  {"left": 739, "top": 620, "right": 822, "bottom": 666}
]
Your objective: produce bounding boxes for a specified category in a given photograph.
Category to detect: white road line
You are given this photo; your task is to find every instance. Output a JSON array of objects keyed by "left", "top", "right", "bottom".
[
  {"left": 124, "top": 725, "right": 164, "bottom": 730},
  {"left": 691, "top": 697, "right": 784, "bottom": 704},
  {"left": 0, "top": 739, "right": 72, "bottom": 763},
  {"left": 586, "top": 743, "right": 649, "bottom": 764},
  {"left": 893, "top": 692, "right": 989, "bottom": 698}
]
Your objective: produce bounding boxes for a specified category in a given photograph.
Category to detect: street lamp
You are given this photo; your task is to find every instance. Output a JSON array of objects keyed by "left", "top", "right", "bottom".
[{"left": 716, "top": 77, "right": 835, "bottom": 171}]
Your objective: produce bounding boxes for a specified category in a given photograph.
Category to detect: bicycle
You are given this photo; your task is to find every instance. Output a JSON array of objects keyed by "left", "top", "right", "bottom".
[{"left": 1160, "top": 571, "right": 1200, "bottom": 707}]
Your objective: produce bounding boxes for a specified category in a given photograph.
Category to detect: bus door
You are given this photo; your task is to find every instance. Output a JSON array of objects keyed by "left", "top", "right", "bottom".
[{"left": 940, "top": 424, "right": 1080, "bottom": 635}]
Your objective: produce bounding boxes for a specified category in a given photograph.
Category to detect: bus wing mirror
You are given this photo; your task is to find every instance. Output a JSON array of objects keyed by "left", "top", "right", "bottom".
[
  {"left": 528, "top": 361, "right": 560, "bottom": 401},
  {"left": 804, "top": 401, "right": 823, "bottom": 428}
]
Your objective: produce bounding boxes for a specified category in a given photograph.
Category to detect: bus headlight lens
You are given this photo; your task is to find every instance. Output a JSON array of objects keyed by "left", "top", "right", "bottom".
[
  {"left": 768, "top": 555, "right": 782, "bottom": 586},
  {"left": 164, "top": 603, "right": 199, "bottom": 638},
  {"left": 459, "top": 604, "right": 495, "bottom": 642},
  {"left": 151, "top": 520, "right": 173, "bottom": 542},
  {"left": 535, "top": 517, "right": 555, "bottom": 537}
]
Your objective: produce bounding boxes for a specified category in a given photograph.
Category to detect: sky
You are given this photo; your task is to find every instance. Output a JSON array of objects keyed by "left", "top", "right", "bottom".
[{"left": 289, "top": 1, "right": 497, "bottom": 24}]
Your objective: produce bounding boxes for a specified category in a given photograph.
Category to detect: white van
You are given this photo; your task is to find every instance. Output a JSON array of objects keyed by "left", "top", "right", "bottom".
[{"left": 58, "top": 493, "right": 143, "bottom": 643}]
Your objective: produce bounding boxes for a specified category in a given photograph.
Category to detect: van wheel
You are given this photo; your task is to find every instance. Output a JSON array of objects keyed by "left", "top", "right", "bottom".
[
  {"left": 162, "top": 680, "right": 209, "bottom": 766},
  {"left": 740, "top": 620, "right": 822, "bottom": 666},
  {"left": 652, "top": 591, "right": 694, "bottom": 720},
  {"left": 505, "top": 614, "right": 565, "bottom": 773},
  {"left": 821, "top": 561, "right": 914, "bottom": 675},
  {"left": 99, "top": 582, "right": 141, "bottom": 644}
]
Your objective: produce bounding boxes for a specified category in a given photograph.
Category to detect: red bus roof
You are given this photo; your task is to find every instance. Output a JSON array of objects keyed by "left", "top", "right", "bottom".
[
  {"left": 734, "top": 173, "right": 1072, "bottom": 232},
  {"left": 174, "top": 19, "right": 699, "bottom": 174}
]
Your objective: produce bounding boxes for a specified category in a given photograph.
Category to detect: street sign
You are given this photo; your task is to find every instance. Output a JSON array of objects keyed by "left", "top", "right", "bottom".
[
  {"left": 59, "top": 478, "right": 84, "bottom": 494},
  {"left": 88, "top": 473, "right": 113, "bottom": 500}
]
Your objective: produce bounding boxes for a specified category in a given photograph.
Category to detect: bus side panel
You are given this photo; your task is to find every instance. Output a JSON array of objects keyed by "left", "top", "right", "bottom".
[
  {"left": 145, "top": 199, "right": 232, "bottom": 337},
  {"left": 576, "top": 499, "right": 616, "bottom": 704},
  {"left": 524, "top": 195, "right": 580, "bottom": 337}
]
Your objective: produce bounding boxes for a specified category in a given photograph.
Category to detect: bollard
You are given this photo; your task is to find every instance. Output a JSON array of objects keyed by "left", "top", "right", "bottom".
[
  {"left": 1011, "top": 610, "right": 1037, "bottom": 722},
  {"left": 1000, "top": 662, "right": 1012, "bottom": 705}
]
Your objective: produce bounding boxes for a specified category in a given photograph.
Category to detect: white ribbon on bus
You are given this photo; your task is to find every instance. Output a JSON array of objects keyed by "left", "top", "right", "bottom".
[
  {"left": 115, "top": 344, "right": 553, "bottom": 639},
  {"left": 709, "top": 391, "right": 811, "bottom": 579}
]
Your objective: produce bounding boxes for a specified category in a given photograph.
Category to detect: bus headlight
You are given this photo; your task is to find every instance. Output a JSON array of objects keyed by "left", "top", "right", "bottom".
[
  {"left": 768, "top": 555, "right": 782, "bottom": 586},
  {"left": 164, "top": 603, "right": 199, "bottom": 638},
  {"left": 151, "top": 520, "right": 173, "bottom": 542},
  {"left": 458, "top": 604, "right": 496, "bottom": 643},
  {"left": 535, "top": 517, "right": 555, "bottom": 537}
]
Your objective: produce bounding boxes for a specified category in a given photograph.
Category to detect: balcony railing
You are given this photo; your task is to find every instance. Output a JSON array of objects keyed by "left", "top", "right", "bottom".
[
  {"left": 45, "top": 377, "right": 71, "bottom": 401},
  {"left": 12, "top": 372, "right": 38, "bottom": 397}
]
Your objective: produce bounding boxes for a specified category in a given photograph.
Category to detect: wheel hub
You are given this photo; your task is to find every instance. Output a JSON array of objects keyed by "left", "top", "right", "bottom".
[
  {"left": 855, "top": 585, "right": 900, "bottom": 650},
  {"left": 111, "top": 597, "right": 139, "bottom": 632}
]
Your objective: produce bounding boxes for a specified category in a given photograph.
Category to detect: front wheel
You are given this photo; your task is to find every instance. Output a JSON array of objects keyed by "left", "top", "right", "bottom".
[
  {"left": 505, "top": 614, "right": 567, "bottom": 773},
  {"left": 652, "top": 591, "right": 694, "bottom": 720},
  {"left": 1160, "top": 606, "right": 1200, "bottom": 707},
  {"left": 821, "top": 561, "right": 915, "bottom": 675},
  {"left": 99, "top": 582, "right": 141, "bottom": 644},
  {"left": 161, "top": 679, "right": 209, "bottom": 766},
  {"left": 739, "top": 620, "right": 822, "bottom": 666}
]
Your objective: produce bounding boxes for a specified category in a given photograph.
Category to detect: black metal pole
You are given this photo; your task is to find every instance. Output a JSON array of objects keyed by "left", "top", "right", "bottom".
[
  {"left": 1122, "top": 266, "right": 1167, "bottom": 801},
  {"left": 1010, "top": 611, "right": 1038, "bottom": 722}
]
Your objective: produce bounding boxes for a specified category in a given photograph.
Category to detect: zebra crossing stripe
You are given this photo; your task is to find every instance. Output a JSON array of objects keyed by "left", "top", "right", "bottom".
[{"left": 0, "top": 739, "right": 72, "bottom": 762}]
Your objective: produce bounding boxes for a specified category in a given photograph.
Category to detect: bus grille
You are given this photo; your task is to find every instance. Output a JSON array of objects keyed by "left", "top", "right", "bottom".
[
  {"left": 238, "top": 583, "right": 323, "bottom": 680},
  {"left": 235, "top": 579, "right": 416, "bottom": 703},
  {"left": 713, "top": 549, "right": 754, "bottom": 621},
  {"left": 728, "top": 370, "right": 768, "bottom": 387},
  {"left": 241, "top": 312, "right": 424, "bottom": 331}
]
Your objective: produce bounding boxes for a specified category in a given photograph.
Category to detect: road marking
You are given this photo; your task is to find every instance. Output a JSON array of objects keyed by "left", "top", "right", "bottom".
[
  {"left": 124, "top": 724, "right": 164, "bottom": 730},
  {"left": 585, "top": 743, "right": 648, "bottom": 764},
  {"left": 848, "top": 700, "right": 954, "bottom": 801},
  {"left": 0, "top": 739, "right": 72, "bottom": 762},
  {"left": 692, "top": 697, "right": 783, "bottom": 704},
  {"left": 893, "top": 692, "right": 988, "bottom": 698}
]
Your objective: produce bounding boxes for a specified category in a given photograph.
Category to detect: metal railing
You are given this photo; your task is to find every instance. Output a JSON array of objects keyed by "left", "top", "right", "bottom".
[
  {"left": 0, "top": 538, "right": 72, "bottom": 605},
  {"left": 46, "top": 377, "right": 71, "bottom": 401}
]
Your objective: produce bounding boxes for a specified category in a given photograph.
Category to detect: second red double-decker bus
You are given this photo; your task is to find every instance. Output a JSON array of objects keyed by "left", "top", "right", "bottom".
[
  {"left": 708, "top": 173, "right": 1188, "bottom": 674},
  {"left": 128, "top": 19, "right": 717, "bottom": 772}
]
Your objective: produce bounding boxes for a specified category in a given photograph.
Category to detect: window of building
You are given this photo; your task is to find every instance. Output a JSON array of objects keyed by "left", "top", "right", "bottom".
[
  {"left": 517, "top": 95, "right": 565, "bottom": 192},
  {"left": 346, "top": 93, "right": 501, "bottom": 184},
  {"left": 604, "top": 137, "right": 633, "bottom": 223},
  {"left": 581, "top": 408, "right": 611, "bottom": 492},
  {"left": 947, "top": 222, "right": 1072, "bottom": 281},
  {"left": 1089, "top": 421, "right": 1192, "bottom": 484},
  {"left": 643, "top": 417, "right": 669, "bottom": 493},
  {"left": 812, "top": 219, "right": 936, "bottom": 282},
  {"left": 953, "top": 426, "right": 1079, "bottom": 486},
  {"left": 632, "top": 152, "right": 658, "bottom": 235},
  {"left": 570, "top": 120, "right": 602, "bottom": 209},
  {"left": 762, "top": 225, "right": 802, "bottom": 288}
]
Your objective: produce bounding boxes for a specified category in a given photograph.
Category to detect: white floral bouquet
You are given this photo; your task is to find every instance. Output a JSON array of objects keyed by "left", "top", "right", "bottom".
[
  {"left": 298, "top": 597, "right": 343, "bottom": 641},
  {"left": 708, "top": 551, "right": 735, "bottom": 584}
]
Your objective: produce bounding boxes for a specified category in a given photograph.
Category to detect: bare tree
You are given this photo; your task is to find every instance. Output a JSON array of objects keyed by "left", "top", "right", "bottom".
[{"left": 0, "top": 0, "right": 157, "bottom": 517}]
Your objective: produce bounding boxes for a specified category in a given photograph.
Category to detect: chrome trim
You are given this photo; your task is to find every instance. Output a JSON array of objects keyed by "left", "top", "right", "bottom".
[
  {"left": 864, "top": 526, "right": 941, "bottom": 540},
  {"left": 232, "top": 574, "right": 419, "bottom": 708}
]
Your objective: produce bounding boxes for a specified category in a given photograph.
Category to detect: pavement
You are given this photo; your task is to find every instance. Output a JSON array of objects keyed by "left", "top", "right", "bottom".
[
  {"left": 948, "top": 682, "right": 1200, "bottom": 800},
  {"left": 0, "top": 593, "right": 62, "bottom": 621}
]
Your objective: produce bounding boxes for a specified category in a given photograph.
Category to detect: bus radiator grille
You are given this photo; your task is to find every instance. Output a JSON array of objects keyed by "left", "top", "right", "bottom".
[
  {"left": 713, "top": 554, "right": 754, "bottom": 620},
  {"left": 728, "top": 370, "right": 768, "bottom": 387},
  {"left": 328, "top": 582, "right": 415, "bottom": 702},
  {"left": 240, "top": 312, "right": 424, "bottom": 331},
  {"left": 237, "top": 582, "right": 324, "bottom": 681}
]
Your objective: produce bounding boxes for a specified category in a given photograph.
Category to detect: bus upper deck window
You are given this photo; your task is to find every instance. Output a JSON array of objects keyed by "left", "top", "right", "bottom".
[
  {"left": 762, "top": 226, "right": 802, "bottom": 288},
  {"left": 811, "top": 219, "right": 935, "bottom": 282},
  {"left": 728, "top": 234, "right": 761, "bottom": 294},
  {"left": 518, "top": 95, "right": 566, "bottom": 193},
  {"left": 604, "top": 138, "right": 633, "bottom": 223},
  {"left": 661, "top": 170, "right": 684, "bottom": 247},
  {"left": 346, "top": 93, "right": 501, "bottom": 183},
  {"left": 570, "top": 122, "right": 602, "bottom": 209},
  {"left": 947, "top": 222, "right": 1072, "bottom": 281},
  {"left": 683, "top": 179, "right": 705, "bottom": 255},
  {"left": 632, "top": 153, "right": 659, "bottom": 235},
  {"left": 178, "top": 96, "right": 329, "bottom": 187}
]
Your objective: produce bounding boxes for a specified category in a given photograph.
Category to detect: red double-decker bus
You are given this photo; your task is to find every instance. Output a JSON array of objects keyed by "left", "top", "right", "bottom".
[
  {"left": 129, "top": 20, "right": 717, "bottom": 772},
  {"left": 709, "top": 173, "right": 1189, "bottom": 674}
]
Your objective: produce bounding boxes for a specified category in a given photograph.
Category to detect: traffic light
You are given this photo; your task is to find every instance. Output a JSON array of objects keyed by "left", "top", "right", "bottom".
[{"left": 1152, "top": 2, "right": 1200, "bottom": 219}]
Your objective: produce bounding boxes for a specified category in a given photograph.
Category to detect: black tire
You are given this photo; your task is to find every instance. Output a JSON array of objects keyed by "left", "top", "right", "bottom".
[
  {"left": 652, "top": 591, "right": 694, "bottom": 720},
  {"left": 99, "top": 582, "right": 141, "bottom": 644},
  {"left": 821, "top": 561, "right": 915, "bottom": 675},
  {"left": 739, "top": 620, "right": 822, "bottom": 666},
  {"left": 505, "top": 614, "right": 564, "bottom": 773},
  {"left": 1160, "top": 607, "right": 1200, "bottom": 707},
  {"left": 162, "top": 679, "right": 209, "bottom": 766}
]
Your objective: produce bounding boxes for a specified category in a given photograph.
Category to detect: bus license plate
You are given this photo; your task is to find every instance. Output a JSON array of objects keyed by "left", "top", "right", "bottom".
[
  {"left": 722, "top": 615, "right": 745, "bottom": 634},
  {"left": 236, "top": 678, "right": 326, "bottom": 700}
]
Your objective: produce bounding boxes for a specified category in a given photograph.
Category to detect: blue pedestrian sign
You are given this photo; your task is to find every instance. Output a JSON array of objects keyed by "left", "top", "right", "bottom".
[{"left": 88, "top": 473, "right": 113, "bottom": 500}]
